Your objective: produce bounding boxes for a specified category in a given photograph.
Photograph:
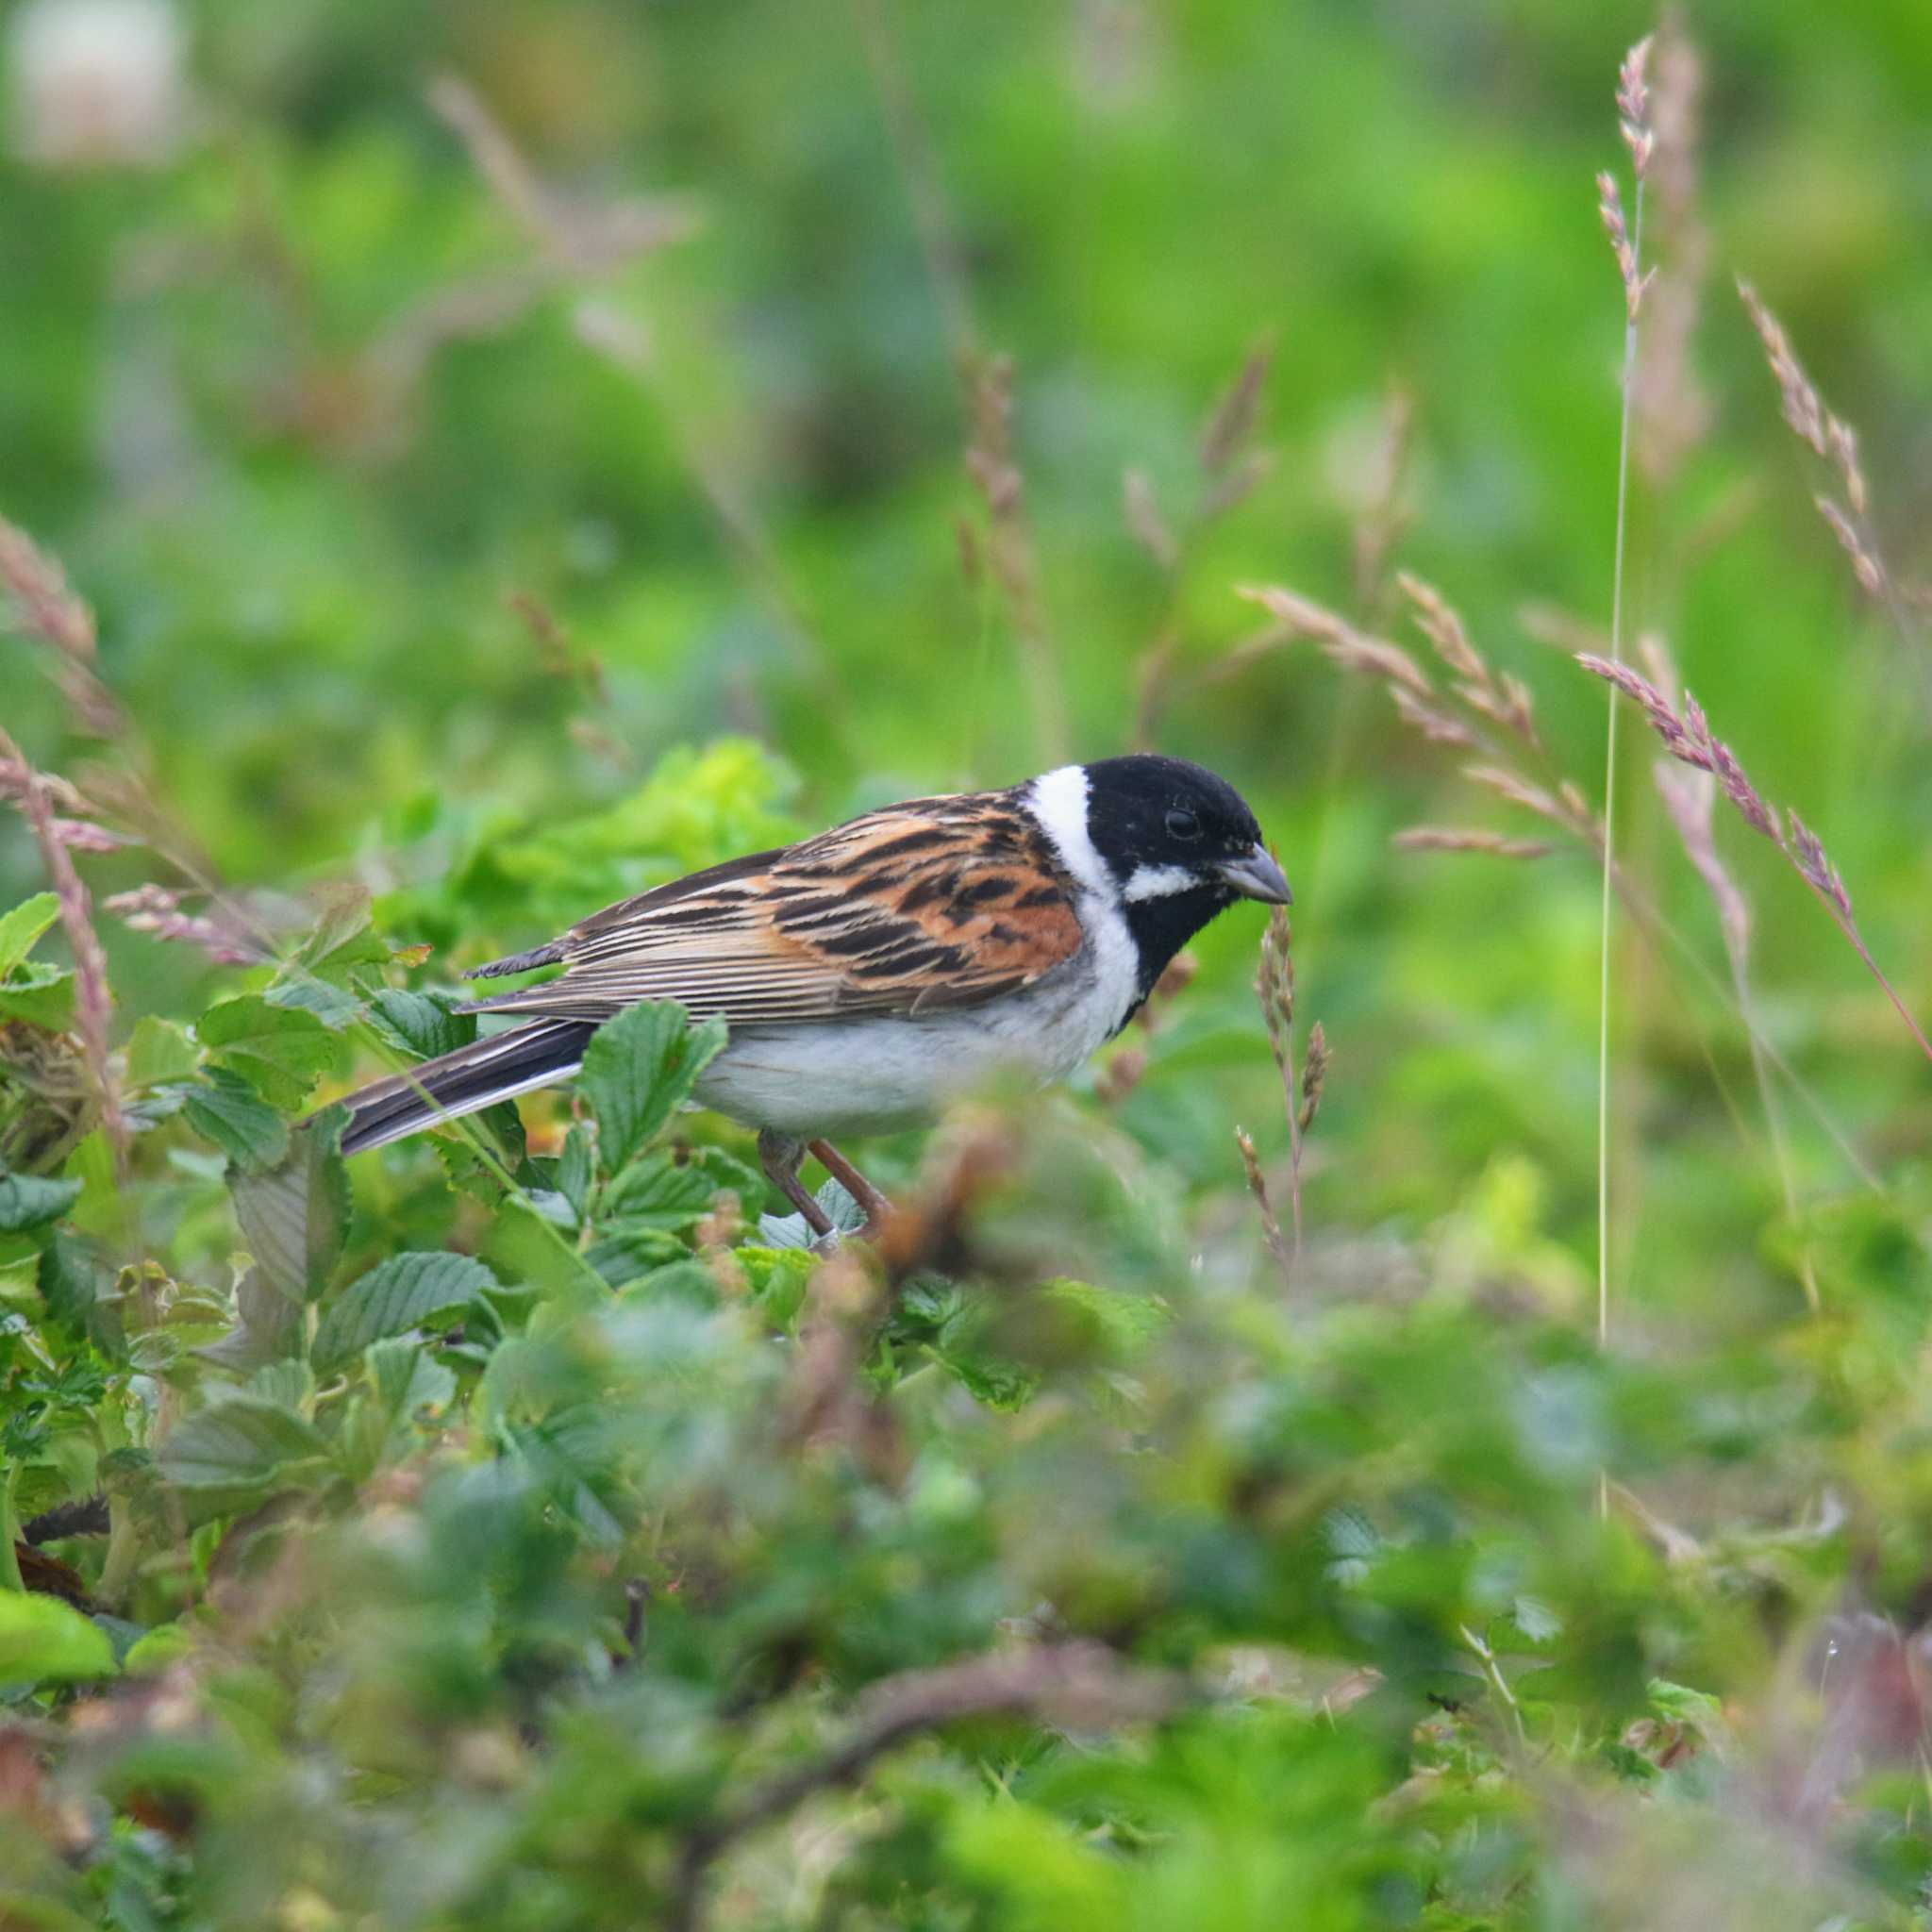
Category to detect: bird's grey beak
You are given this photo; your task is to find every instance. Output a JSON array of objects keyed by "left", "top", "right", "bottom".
[{"left": 1218, "top": 843, "right": 1292, "bottom": 905}]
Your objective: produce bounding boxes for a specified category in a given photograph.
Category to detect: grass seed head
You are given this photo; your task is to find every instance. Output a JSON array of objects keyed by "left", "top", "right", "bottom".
[
  {"left": 1736, "top": 278, "right": 1827, "bottom": 458},
  {"left": 1597, "top": 172, "right": 1649, "bottom": 323},
  {"left": 1786, "top": 810, "right": 1853, "bottom": 922},
  {"left": 1297, "top": 1021, "right": 1329, "bottom": 1134},
  {"left": 1617, "top": 34, "right": 1655, "bottom": 177},
  {"left": 1393, "top": 826, "right": 1553, "bottom": 860}
]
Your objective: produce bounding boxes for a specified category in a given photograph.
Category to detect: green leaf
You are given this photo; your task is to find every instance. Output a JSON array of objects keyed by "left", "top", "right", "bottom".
[
  {"left": 599, "top": 1147, "right": 764, "bottom": 1230},
  {"left": 615, "top": 1259, "right": 720, "bottom": 1309},
  {"left": 0, "top": 1591, "right": 117, "bottom": 1690},
  {"left": 229, "top": 1106, "right": 349, "bottom": 1304},
  {"left": 125, "top": 1015, "right": 201, "bottom": 1090},
  {"left": 0, "top": 892, "right": 59, "bottom": 981},
  {"left": 738, "top": 1245, "right": 815, "bottom": 1326},
  {"left": 122, "top": 1622, "right": 194, "bottom": 1675},
  {"left": 485, "top": 1193, "right": 608, "bottom": 1317},
  {"left": 39, "top": 1232, "right": 124, "bottom": 1356},
  {"left": 0, "top": 1171, "right": 82, "bottom": 1234},
  {"left": 263, "top": 974, "right": 366, "bottom": 1029},
  {"left": 1038, "top": 1278, "right": 1172, "bottom": 1358},
  {"left": 0, "top": 959, "right": 75, "bottom": 1030},
  {"left": 335, "top": 1337, "right": 459, "bottom": 1483},
  {"left": 557, "top": 1123, "right": 594, "bottom": 1224},
  {"left": 155, "top": 1395, "right": 328, "bottom": 1490},
  {"left": 368, "top": 987, "right": 475, "bottom": 1061},
  {"left": 366, "top": 1334, "right": 458, "bottom": 1416},
  {"left": 198, "top": 1265, "right": 303, "bottom": 1372},
  {"left": 0, "top": 891, "right": 60, "bottom": 976},
  {"left": 586, "top": 1223, "right": 690, "bottom": 1289},
  {"left": 1512, "top": 1594, "right": 1563, "bottom": 1644},
  {"left": 311, "top": 1250, "right": 496, "bottom": 1370},
  {"left": 183, "top": 1069, "right": 291, "bottom": 1174},
  {"left": 579, "top": 1001, "right": 727, "bottom": 1172},
  {"left": 290, "top": 887, "right": 391, "bottom": 979},
  {"left": 1648, "top": 1677, "right": 1725, "bottom": 1730},
  {"left": 198, "top": 995, "right": 338, "bottom": 1111}
]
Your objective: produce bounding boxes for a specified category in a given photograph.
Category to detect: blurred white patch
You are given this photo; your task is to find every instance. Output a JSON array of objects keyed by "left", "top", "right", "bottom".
[{"left": 8, "top": 0, "right": 185, "bottom": 169}]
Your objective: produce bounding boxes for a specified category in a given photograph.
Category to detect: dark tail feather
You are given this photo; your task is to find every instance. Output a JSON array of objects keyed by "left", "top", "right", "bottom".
[{"left": 337, "top": 1018, "right": 600, "bottom": 1157}]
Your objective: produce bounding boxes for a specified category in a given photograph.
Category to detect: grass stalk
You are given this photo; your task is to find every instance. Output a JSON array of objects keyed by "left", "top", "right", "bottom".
[
  {"left": 1596, "top": 45, "right": 1652, "bottom": 1359},
  {"left": 1599, "top": 193, "right": 1641, "bottom": 1354}
]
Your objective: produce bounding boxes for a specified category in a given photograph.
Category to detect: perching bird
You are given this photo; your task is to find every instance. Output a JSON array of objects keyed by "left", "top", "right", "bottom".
[{"left": 335, "top": 755, "right": 1290, "bottom": 1237}]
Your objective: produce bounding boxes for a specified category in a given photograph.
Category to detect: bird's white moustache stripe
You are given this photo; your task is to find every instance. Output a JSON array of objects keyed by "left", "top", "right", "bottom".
[{"left": 1123, "top": 862, "right": 1196, "bottom": 902}]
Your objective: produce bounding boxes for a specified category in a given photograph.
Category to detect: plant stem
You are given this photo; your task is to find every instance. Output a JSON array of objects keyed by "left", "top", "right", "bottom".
[
  {"left": 98, "top": 1496, "right": 140, "bottom": 1607},
  {"left": 1828, "top": 911, "right": 1932, "bottom": 1064},
  {"left": 0, "top": 1468, "right": 25, "bottom": 1591},
  {"left": 1598, "top": 178, "right": 1644, "bottom": 1359}
]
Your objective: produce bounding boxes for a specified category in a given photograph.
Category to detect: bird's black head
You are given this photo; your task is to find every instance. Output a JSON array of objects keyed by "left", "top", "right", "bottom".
[{"left": 1079, "top": 755, "right": 1290, "bottom": 999}]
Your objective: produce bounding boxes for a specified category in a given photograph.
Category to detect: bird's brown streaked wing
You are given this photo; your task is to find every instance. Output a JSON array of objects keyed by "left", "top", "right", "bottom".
[{"left": 457, "top": 795, "right": 1085, "bottom": 1027}]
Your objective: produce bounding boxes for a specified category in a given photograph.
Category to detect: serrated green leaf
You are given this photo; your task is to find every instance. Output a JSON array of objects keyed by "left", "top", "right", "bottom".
[
  {"left": 0, "top": 1171, "right": 82, "bottom": 1234},
  {"left": 311, "top": 1250, "right": 496, "bottom": 1370},
  {"left": 580, "top": 1001, "right": 727, "bottom": 1173},
  {"left": 0, "top": 1591, "right": 117, "bottom": 1689},
  {"left": 38, "top": 1232, "right": 124, "bottom": 1356},
  {"left": 0, "top": 891, "right": 60, "bottom": 976},
  {"left": 155, "top": 1394, "right": 328, "bottom": 1489},
  {"left": 0, "top": 959, "right": 75, "bottom": 1029},
  {"left": 264, "top": 974, "right": 366, "bottom": 1029},
  {"left": 198, "top": 995, "right": 338, "bottom": 1110},
  {"left": 366, "top": 1334, "right": 458, "bottom": 1414},
  {"left": 1648, "top": 1677, "right": 1725, "bottom": 1729},
  {"left": 229, "top": 1106, "right": 349, "bottom": 1304},
  {"left": 183, "top": 1069, "right": 291, "bottom": 1174},
  {"left": 240, "top": 1359, "right": 315, "bottom": 1412},
  {"left": 599, "top": 1147, "right": 763, "bottom": 1230},
  {"left": 368, "top": 987, "right": 475, "bottom": 1061},
  {"left": 557, "top": 1122, "right": 594, "bottom": 1224},
  {"left": 586, "top": 1223, "right": 690, "bottom": 1289},
  {"left": 737, "top": 1245, "right": 815, "bottom": 1325}
]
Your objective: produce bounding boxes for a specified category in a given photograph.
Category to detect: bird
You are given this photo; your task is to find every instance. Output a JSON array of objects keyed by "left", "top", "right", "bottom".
[{"left": 333, "top": 755, "right": 1291, "bottom": 1239}]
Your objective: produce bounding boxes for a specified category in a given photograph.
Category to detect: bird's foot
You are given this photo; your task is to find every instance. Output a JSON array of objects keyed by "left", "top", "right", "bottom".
[{"left": 758, "top": 1128, "right": 834, "bottom": 1239}]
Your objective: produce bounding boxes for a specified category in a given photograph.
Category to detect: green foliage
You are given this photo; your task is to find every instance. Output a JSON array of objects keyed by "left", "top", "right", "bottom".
[
  {"left": 580, "top": 999, "right": 729, "bottom": 1173},
  {"left": 0, "top": 894, "right": 61, "bottom": 978},
  {"left": 0, "top": 1171, "right": 82, "bottom": 1234},
  {"left": 0, "top": 1591, "right": 116, "bottom": 1689},
  {"left": 310, "top": 1250, "right": 495, "bottom": 1369},
  {"left": 4, "top": 2, "right": 1932, "bottom": 1926},
  {"left": 194, "top": 996, "right": 338, "bottom": 1111}
]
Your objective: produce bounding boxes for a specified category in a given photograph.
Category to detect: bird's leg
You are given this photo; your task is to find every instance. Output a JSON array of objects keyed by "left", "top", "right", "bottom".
[
  {"left": 758, "top": 1129, "right": 833, "bottom": 1239},
  {"left": 807, "top": 1139, "right": 893, "bottom": 1240}
]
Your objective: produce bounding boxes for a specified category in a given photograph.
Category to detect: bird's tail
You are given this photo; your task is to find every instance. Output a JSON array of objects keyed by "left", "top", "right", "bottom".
[{"left": 336, "top": 1018, "right": 600, "bottom": 1157}]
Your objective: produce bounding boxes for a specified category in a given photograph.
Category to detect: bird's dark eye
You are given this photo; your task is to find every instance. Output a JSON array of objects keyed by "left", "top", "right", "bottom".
[{"left": 1165, "top": 807, "right": 1202, "bottom": 841}]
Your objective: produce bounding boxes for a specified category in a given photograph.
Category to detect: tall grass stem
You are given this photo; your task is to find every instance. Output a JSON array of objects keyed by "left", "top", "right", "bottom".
[{"left": 1598, "top": 180, "right": 1643, "bottom": 1357}]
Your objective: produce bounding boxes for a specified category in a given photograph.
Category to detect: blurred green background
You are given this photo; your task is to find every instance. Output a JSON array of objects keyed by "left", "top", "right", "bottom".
[{"left": 4, "top": 0, "right": 1929, "bottom": 1305}]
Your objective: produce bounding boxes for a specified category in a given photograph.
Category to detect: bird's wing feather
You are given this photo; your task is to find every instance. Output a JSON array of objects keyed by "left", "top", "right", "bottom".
[{"left": 458, "top": 794, "right": 1086, "bottom": 1026}]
